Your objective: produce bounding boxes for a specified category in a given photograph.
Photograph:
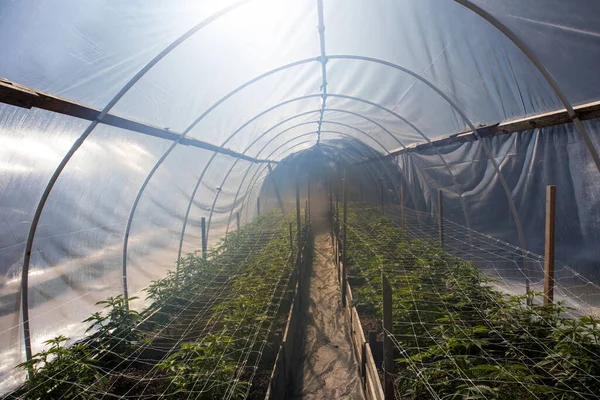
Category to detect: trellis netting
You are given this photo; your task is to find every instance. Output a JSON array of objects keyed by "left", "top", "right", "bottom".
[{"left": 1, "top": 0, "right": 600, "bottom": 394}]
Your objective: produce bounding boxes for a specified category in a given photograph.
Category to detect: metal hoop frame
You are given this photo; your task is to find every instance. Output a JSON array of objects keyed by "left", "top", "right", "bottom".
[{"left": 20, "top": 0, "right": 593, "bottom": 362}]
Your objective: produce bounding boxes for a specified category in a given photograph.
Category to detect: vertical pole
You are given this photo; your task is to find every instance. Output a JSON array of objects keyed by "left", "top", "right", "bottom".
[
  {"left": 438, "top": 189, "right": 444, "bottom": 248},
  {"left": 342, "top": 169, "right": 348, "bottom": 307},
  {"left": 305, "top": 200, "right": 308, "bottom": 225},
  {"left": 296, "top": 173, "right": 302, "bottom": 298},
  {"left": 382, "top": 274, "right": 394, "bottom": 400},
  {"left": 257, "top": 197, "right": 260, "bottom": 217},
  {"left": 296, "top": 173, "right": 301, "bottom": 246},
  {"left": 544, "top": 185, "right": 557, "bottom": 305},
  {"left": 307, "top": 177, "right": 311, "bottom": 222},
  {"left": 289, "top": 221, "right": 294, "bottom": 261},
  {"left": 201, "top": 217, "right": 207, "bottom": 260},
  {"left": 368, "top": 331, "right": 378, "bottom": 362},
  {"left": 401, "top": 185, "right": 405, "bottom": 231},
  {"left": 236, "top": 211, "right": 240, "bottom": 230},
  {"left": 329, "top": 178, "right": 334, "bottom": 245},
  {"left": 380, "top": 181, "right": 384, "bottom": 212}
]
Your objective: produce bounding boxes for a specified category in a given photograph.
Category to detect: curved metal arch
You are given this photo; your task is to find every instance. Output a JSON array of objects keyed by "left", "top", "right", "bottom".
[
  {"left": 454, "top": 0, "right": 600, "bottom": 173},
  {"left": 174, "top": 102, "right": 424, "bottom": 262},
  {"left": 204, "top": 126, "right": 394, "bottom": 240},
  {"left": 327, "top": 93, "right": 472, "bottom": 231},
  {"left": 225, "top": 132, "right": 400, "bottom": 239},
  {"left": 170, "top": 89, "right": 464, "bottom": 236},
  {"left": 121, "top": 57, "right": 318, "bottom": 300},
  {"left": 18, "top": 0, "right": 255, "bottom": 361},
  {"left": 237, "top": 133, "right": 402, "bottom": 233},
  {"left": 328, "top": 54, "right": 528, "bottom": 287},
  {"left": 175, "top": 96, "right": 436, "bottom": 262},
  {"left": 240, "top": 137, "right": 393, "bottom": 227}
]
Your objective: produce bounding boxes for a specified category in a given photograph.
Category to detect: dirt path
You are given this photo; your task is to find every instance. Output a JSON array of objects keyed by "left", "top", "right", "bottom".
[{"left": 291, "top": 232, "right": 365, "bottom": 399}]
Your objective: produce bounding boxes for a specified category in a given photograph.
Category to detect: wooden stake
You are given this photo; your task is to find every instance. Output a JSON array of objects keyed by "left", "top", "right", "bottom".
[
  {"left": 307, "top": 177, "right": 311, "bottom": 222},
  {"left": 380, "top": 183, "right": 384, "bottom": 212},
  {"left": 201, "top": 217, "right": 207, "bottom": 260},
  {"left": 257, "top": 197, "right": 260, "bottom": 217},
  {"left": 382, "top": 274, "right": 394, "bottom": 399},
  {"left": 544, "top": 185, "right": 557, "bottom": 305},
  {"left": 342, "top": 168, "right": 348, "bottom": 307},
  {"left": 400, "top": 185, "right": 405, "bottom": 231},
  {"left": 296, "top": 173, "right": 301, "bottom": 246},
  {"left": 289, "top": 221, "right": 294, "bottom": 260},
  {"left": 438, "top": 189, "right": 444, "bottom": 248},
  {"left": 236, "top": 211, "right": 240, "bottom": 230}
]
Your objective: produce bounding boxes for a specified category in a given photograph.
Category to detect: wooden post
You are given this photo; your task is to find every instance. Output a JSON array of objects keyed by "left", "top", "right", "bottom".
[
  {"left": 380, "top": 182, "right": 384, "bottom": 212},
  {"left": 368, "top": 331, "right": 378, "bottom": 363},
  {"left": 236, "top": 211, "right": 240, "bottom": 230},
  {"left": 400, "top": 185, "right": 405, "bottom": 231},
  {"left": 257, "top": 197, "right": 260, "bottom": 217},
  {"left": 296, "top": 174, "right": 301, "bottom": 247},
  {"left": 201, "top": 217, "right": 207, "bottom": 260},
  {"left": 305, "top": 200, "right": 308, "bottom": 224},
  {"left": 544, "top": 185, "right": 557, "bottom": 305},
  {"left": 289, "top": 221, "right": 294, "bottom": 260},
  {"left": 382, "top": 274, "right": 394, "bottom": 399},
  {"left": 438, "top": 189, "right": 444, "bottom": 248},
  {"left": 329, "top": 178, "right": 334, "bottom": 245},
  {"left": 307, "top": 177, "right": 311, "bottom": 222},
  {"left": 342, "top": 169, "right": 348, "bottom": 307}
]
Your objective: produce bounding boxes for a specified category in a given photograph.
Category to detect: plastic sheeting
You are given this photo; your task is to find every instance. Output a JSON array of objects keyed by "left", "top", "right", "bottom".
[
  {"left": 1, "top": 0, "right": 600, "bottom": 394},
  {"left": 394, "top": 119, "right": 600, "bottom": 280}
]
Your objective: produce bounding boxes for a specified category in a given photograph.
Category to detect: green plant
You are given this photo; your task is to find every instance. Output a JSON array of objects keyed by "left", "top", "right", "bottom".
[
  {"left": 83, "top": 295, "right": 143, "bottom": 359},
  {"left": 11, "top": 336, "right": 103, "bottom": 400},
  {"left": 343, "top": 206, "right": 600, "bottom": 399},
  {"left": 157, "top": 333, "right": 248, "bottom": 398}
]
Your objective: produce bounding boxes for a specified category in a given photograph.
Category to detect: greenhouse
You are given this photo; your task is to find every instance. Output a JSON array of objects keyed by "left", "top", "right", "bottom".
[{"left": 1, "top": 0, "right": 600, "bottom": 398}]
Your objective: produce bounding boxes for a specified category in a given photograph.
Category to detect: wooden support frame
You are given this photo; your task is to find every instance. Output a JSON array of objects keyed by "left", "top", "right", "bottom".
[
  {"left": 382, "top": 100, "right": 600, "bottom": 158},
  {"left": 438, "top": 189, "right": 444, "bottom": 248},
  {"left": 400, "top": 185, "right": 405, "bottom": 230},
  {"left": 382, "top": 274, "right": 394, "bottom": 399},
  {"left": 0, "top": 78, "right": 273, "bottom": 164},
  {"left": 544, "top": 185, "right": 557, "bottom": 305},
  {"left": 342, "top": 169, "right": 348, "bottom": 307},
  {"left": 201, "top": 217, "right": 207, "bottom": 260}
]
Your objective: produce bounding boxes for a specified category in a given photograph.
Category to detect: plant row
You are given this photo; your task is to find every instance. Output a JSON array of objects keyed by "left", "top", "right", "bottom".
[
  {"left": 8, "top": 209, "right": 300, "bottom": 400},
  {"left": 342, "top": 207, "right": 600, "bottom": 400}
]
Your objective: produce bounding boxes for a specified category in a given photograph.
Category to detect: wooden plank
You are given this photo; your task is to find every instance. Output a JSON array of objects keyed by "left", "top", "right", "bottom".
[
  {"left": 0, "top": 77, "right": 273, "bottom": 163},
  {"left": 382, "top": 275, "right": 394, "bottom": 399},
  {"left": 438, "top": 189, "right": 444, "bottom": 248},
  {"left": 365, "top": 343, "right": 385, "bottom": 400},
  {"left": 544, "top": 185, "right": 557, "bottom": 305},
  {"left": 358, "top": 99, "right": 600, "bottom": 162}
]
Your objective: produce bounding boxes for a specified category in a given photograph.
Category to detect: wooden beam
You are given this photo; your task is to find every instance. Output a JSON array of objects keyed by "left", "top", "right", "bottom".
[
  {"left": 356, "top": 100, "right": 600, "bottom": 163},
  {"left": 382, "top": 274, "right": 394, "bottom": 399},
  {"left": 544, "top": 185, "right": 557, "bottom": 305},
  {"left": 0, "top": 77, "right": 274, "bottom": 164}
]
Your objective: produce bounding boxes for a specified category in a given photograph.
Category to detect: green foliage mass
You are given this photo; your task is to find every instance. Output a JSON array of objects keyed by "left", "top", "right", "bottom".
[
  {"left": 11, "top": 209, "right": 300, "bottom": 399},
  {"left": 344, "top": 207, "right": 600, "bottom": 400}
]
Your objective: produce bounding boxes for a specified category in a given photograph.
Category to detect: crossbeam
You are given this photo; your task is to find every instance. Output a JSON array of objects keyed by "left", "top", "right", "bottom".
[
  {"left": 0, "top": 77, "right": 273, "bottom": 164},
  {"left": 385, "top": 100, "right": 600, "bottom": 157}
]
